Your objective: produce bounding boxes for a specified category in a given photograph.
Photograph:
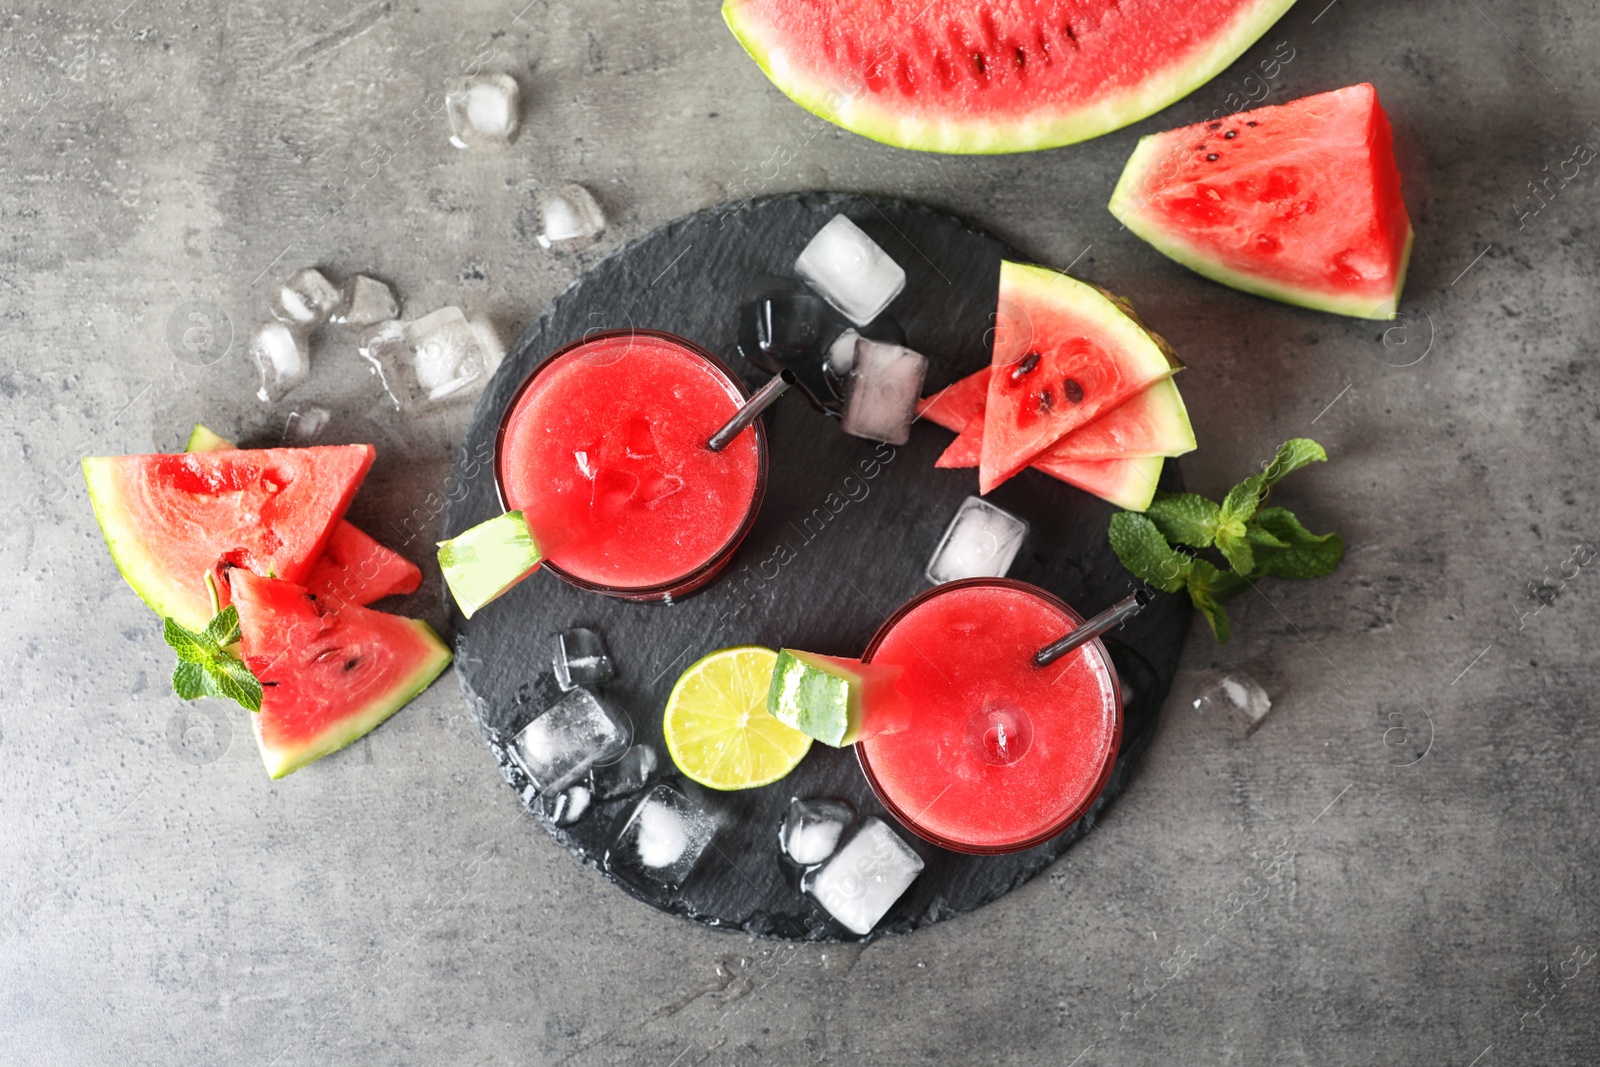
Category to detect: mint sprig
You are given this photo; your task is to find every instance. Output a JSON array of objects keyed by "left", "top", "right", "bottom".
[
  {"left": 1109, "top": 438, "right": 1344, "bottom": 642},
  {"left": 163, "top": 605, "right": 263, "bottom": 712}
]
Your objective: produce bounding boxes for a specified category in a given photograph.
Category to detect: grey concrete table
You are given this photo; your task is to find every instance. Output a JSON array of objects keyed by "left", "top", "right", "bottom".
[{"left": 3, "top": 1, "right": 1597, "bottom": 1064}]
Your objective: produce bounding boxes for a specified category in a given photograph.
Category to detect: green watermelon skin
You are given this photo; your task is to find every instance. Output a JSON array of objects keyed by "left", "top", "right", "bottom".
[
  {"left": 230, "top": 569, "right": 452, "bottom": 779},
  {"left": 723, "top": 0, "right": 1298, "bottom": 153},
  {"left": 82, "top": 445, "right": 374, "bottom": 631},
  {"left": 1110, "top": 83, "right": 1413, "bottom": 319}
]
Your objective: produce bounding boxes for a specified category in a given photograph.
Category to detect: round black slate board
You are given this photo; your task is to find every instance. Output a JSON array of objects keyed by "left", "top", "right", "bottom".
[{"left": 445, "top": 193, "right": 1191, "bottom": 942}]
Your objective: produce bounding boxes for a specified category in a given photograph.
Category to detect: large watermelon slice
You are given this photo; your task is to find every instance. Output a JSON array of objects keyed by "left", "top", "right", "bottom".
[
  {"left": 980, "top": 261, "right": 1180, "bottom": 493},
  {"left": 229, "top": 569, "right": 451, "bottom": 778},
  {"left": 82, "top": 445, "right": 374, "bottom": 631},
  {"left": 922, "top": 368, "right": 1194, "bottom": 461},
  {"left": 184, "top": 424, "right": 422, "bottom": 606},
  {"left": 1109, "top": 83, "right": 1414, "bottom": 319},
  {"left": 933, "top": 417, "right": 1165, "bottom": 511},
  {"left": 722, "top": 0, "right": 1298, "bottom": 153}
]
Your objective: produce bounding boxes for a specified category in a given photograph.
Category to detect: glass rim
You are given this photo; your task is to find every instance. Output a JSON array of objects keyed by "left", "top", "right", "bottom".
[
  {"left": 857, "top": 576, "right": 1125, "bottom": 856},
  {"left": 492, "top": 327, "right": 769, "bottom": 600}
]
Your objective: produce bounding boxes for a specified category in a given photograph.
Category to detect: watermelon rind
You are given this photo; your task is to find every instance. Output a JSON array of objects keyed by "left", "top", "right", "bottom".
[
  {"left": 722, "top": 0, "right": 1300, "bottom": 154},
  {"left": 254, "top": 617, "right": 452, "bottom": 779},
  {"left": 184, "top": 423, "right": 234, "bottom": 453},
  {"left": 1034, "top": 454, "right": 1165, "bottom": 512},
  {"left": 1109, "top": 120, "right": 1414, "bottom": 320},
  {"left": 82, "top": 456, "right": 197, "bottom": 626},
  {"left": 437, "top": 510, "right": 544, "bottom": 619}
]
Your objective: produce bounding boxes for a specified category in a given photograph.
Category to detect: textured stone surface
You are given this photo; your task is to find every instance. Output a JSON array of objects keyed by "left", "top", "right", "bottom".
[{"left": 3, "top": 0, "right": 1599, "bottom": 1063}]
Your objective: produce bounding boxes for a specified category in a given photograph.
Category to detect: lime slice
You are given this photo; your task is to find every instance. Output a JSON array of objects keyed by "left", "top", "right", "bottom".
[{"left": 663, "top": 646, "right": 812, "bottom": 790}]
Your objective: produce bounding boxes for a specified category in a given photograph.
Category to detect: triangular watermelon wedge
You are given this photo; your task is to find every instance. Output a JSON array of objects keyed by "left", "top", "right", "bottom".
[
  {"left": 925, "top": 368, "right": 1194, "bottom": 462},
  {"left": 1109, "top": 83, "right": 1413, "bottom": 320},
  {"left": 230, "top": 569, "right": 451, "bottom": 779},
  {"left": 82, "top": 444, "right": 374, "bottom": 631},
  {"left": 184, "top": 425, "right": 421, "bottom": 606},
  {"left": 1030, "top": 455, "right": 1165, "bottom": 512},
  {"left": 980, "top": 261, "right": 1181, "bottom": 492}
]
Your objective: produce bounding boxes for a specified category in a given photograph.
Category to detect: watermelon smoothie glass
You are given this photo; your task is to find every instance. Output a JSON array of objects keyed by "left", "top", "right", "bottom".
[
  {"left": 494, "top": 329, "right": 767, "bottom": 602},
  {"left": 857, "top": 579, "right": 1123, "bottom": 854}
]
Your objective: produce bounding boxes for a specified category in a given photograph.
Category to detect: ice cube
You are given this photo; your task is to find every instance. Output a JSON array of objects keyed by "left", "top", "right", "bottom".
[
  {"left": 926, "top": 496, "right": 1030, "bottom": 584},
  {"left": 546, "top": 782, "right": 592, "bottom": 826},
  {"left": 332, "top": 274, "right": 399, "bottom": 327},
  {"left": 446, "top": 73, "right": 521, "bottom": 149},
  {"left": 509, "top": 688, "right": 632, "bottom": 795},
  {"left": 270, "top": 267, "right": 343, "bottom": 327},
  {"left": 249, "top": 320, "right": 309, "bottom": 403},
  {"left": 840, "top": 339, "right": 927, "bottom": 445},
  {"left": 358, "top": 307, "right": 503, "bottom": 408},
  {"left": 537, "top": 183, "right": 606, "bottom": 248},
  {"left": 1192, "top": 672, "right": 1273, "bottom": 737},
  {"left": 794, "top": 215, "right": 906, "bottom": 326},
  {"left": 802, "top": 817, "right": 923, "bottom": 935},
  {"left": 282, "top": 406, "right": 331, "bottom": 445},
  {"left": 552, "top": 627, "right": 615, "bottom": 691},
  {"left": 605, "top": 784, "right": 718, "bottom": 890},
  {"left": 826, "top": 329, "right": 860, "bottom": 377},
  {"left": 755, "top": 292, "right": 830, "bottom": 361},
  {"left": 779, "top": 797, "right": 853, "bottom": 866},
  {"left": 594, "top": 743, "right": 658, "bottom": 800}
]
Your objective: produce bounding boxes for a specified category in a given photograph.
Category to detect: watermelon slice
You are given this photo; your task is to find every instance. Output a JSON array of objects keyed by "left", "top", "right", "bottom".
[
  {"left": 184, "top": 424, "right": 422, "bottom": 606},
  {"left": 924, "top": 368, "right": 1194, "bottom": 461},
  {"left": 722, "top": 0, "right": 1298, "bottom": 153},
  {"left": 979, "top": 261, "right": 1180, "bottom": 493},
  {"left": 1109, "top": 83, "right": 1414, "bottom": 320},
  {"left": 229, "top": 569, "right": 452, "bottom": 779},
  {"left": 766, "top": 649, "right": 910, "bottom": 747},
  {"left": 934, "top": 418, "right": 1164, "bottom": 511},
  {"left": 83, "top": 445, "right": 374, "bottom": 631}
]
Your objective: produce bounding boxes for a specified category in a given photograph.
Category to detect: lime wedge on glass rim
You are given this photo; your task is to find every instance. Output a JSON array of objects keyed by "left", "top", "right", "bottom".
[{"left": 663, "top": 646, "right": 812, "bottom": 790}]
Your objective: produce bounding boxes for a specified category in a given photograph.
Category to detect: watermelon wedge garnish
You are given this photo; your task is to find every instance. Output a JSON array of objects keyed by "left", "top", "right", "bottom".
[
  {"left": 82, "top": 445, "right": 374, "bottom": 631},
  {"left": 229, "top": 569, "right": 452, "bottom": 779},
  {"left": 184, "top": 424, "right": 421, "bottom": 607},
  {"left": 722, "top": 0, "right": 1298, "bottom": 153},
  {"left": 979, "top": 262, "right": 1181, "bottom": 492},
  {"left": 1109, "top": 83, "right": 1414, "bottom": 320}
]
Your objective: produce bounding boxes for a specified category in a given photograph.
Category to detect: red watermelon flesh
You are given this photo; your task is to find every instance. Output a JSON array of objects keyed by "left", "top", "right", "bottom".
[
  {"left": 83, "top": 445, "right": 374, "bottom": 631},
  {"left": 229, "top": 569, "right": 452, "bottom": 779},
  {"left": 980, "top": 262, "right": 1180, "bottom": 492},
  {"left": 935, "top": 414, "right": 1162, "bottom": 511},
  {"left": 305, "top": 522, "right": 422, "bottom": 606},
  {"left": 1109, "top": 83, "right": 1413, "bottom": 320},
  {"left": 924, "top": 367, "right": 1194, "bottom": 462},
  {"left": 722, "top": 0, "right": 1299, "bottom": 153},
  {"left": 184, "top": 424, "right": 420, "bottom": 607}
]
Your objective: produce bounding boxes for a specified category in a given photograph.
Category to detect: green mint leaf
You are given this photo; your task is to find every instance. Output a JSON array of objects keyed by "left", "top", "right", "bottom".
[
  {"left": 1108, "top": 512, "right": 1191, "bottom": 593},
  {"left": 1245, "top": 524, "right": 1290, "bottom": 549},
  {"left": 1221, "top": 474, "right": 1267, "bottom": 526},
  {"left": 1144, "top": 493, "right": 1223, "bottom": 549},
  {"left": 203, "top": 604, "right": 241, "bottom": 647},
  {"left": 1260, "top": 438, "right": 1328, "bottom": 486},
  {"left": 203, "top": 656, "right": 263, "bottom": 713},
  {"left": 1252, "top": 507, "right": 1345, "bottom": 579},
  {"left": 163, "top": 616, "right": 217, "bottom": 664},
  {"left": 1186, "top": 560, "right": 1238, "bottom": 643},
  {"left": 172, "top": 660, "right": 206, "bottom": 701},
  {"left": 1215, "top": 526, "right": 1255, "bottom": 575}
]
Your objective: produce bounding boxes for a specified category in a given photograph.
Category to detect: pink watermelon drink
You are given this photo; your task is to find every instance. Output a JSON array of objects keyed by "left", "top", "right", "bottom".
[
  {"left": 495, "top": 330, "right": 766, "bottom": 601},
  {"left": 857, "top": 579, "right": 1122, "bottom": 854}
]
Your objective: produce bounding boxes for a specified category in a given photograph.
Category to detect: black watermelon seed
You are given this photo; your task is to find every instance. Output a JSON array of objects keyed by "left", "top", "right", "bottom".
[
  {"left": 1063, "top": 378, "right": 1084, "bottom": 404},
  {"left": 344, "top": 657, "right": 361, "bottom": 672},
  {"left": 1224, "top": 129, "right": 1237, "bottom": 139},
  {"left": 1207, "top": 122, "right": 1222, "bottom": 130},
  {"left": 1247, "top": 120, "right": 1258, "bottom": 127},
  {"left": 1206, "top": 153, "right": 1219, "bottom": 161},
  {"left": 1010, "top": 351, "right": 1041, "bottom": 380}
]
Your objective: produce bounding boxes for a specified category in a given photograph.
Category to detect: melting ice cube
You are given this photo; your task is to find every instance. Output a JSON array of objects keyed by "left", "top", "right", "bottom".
[
  {"left": 605, "top": 784, "right": 718, "bottom": 890},
  {"left": 803, "top": 817, "right": 923, "bottom": 936},
  {"left": 537, "top": 183, "right": 606, "bottom": 248},
  {"left": 282, "top": 406, "right": 331, "bottom": 445},
  {"left": 594, "top": 743, "right": 658, "bottom": 800},
  {"left": 546, "top": 782, "right": 592, "bottom": 826},
  {"left": 332, "top": 274, "right": 399, "bottom": 327},
  {"left": 840, "top": 339, "right": 927, "bottom": 446},
  {"left": 270, "top": 267, "right": 343, "bottom": 327},
  {"left": 826, "top": 329, "right": 860, "bottom": 377},
  {"left": 926, "top": 496, "right": 1029, "bottom": 584},
  {"left": 794, "top": 214, "right": 906, "bottom": 327},
  {"left": 446, "top": 73, "right": 521, "bottom": 149},
  {"left": 249, "top": 320, "right": 309, "bottom": 403},
  {"left": 1192, "top": 673, "right": 1273, "bottom": 737},
  {"left": 779, "top": 797, "right": 853, "bottom": 867},
  {"left": 509, "top": 688, "right": 632, "bottom": 795},
  {"left": 358, "top": 307, "right": 503, "bottom": 408},
  {"left": 552, "top": 627, "right": 615, "bottom": 691}
]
